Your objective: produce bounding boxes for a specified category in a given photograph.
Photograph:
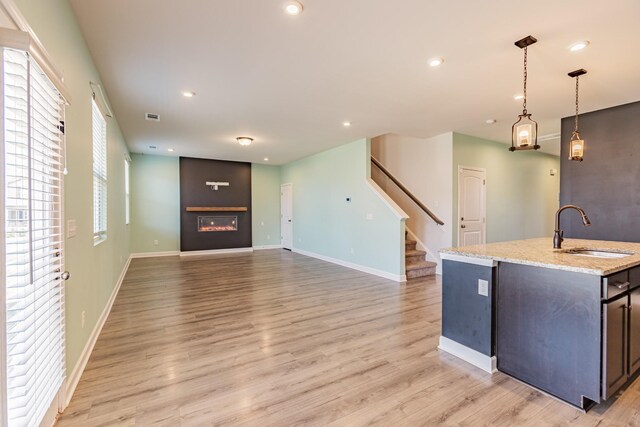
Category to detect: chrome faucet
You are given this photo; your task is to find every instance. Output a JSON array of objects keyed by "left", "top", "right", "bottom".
[{"left": 554, "top": 205, "right": 591, "bottom": 249}]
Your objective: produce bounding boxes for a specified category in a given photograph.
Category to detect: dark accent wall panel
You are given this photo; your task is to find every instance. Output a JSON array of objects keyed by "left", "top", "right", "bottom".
[
  {"left": 179, "top": 157, "right": 252, "bottom": 251},
  {"left": 560, "top": 101, "right": 640, "bottom": 241},
  {"left": 442, "top": 260, "right": 496, "bottom": 356}
]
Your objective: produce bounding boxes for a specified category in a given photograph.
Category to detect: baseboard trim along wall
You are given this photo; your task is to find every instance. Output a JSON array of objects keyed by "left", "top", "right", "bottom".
[
  {"left": 130, "top": 251, "right": 180, "bottom": 258},
  {"left": 253, "top": 244, "right": 283, "bottom": 250},
  {"left": 61, "top": 255, "right": 132, "bottom": 410},
  {"left": 179, "top": 247, "right": 253, "bottom": 257},
  {"left": 292, "top": 248, "right": 407, "bottom": 283},
  {"left": 438, "top": 336, "right": 497, "bottom": 374}
]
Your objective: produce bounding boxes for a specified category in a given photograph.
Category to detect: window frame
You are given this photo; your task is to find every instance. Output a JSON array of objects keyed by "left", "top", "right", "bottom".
[{"left": 92, "top": 98, "right": 107, "bottom": 245}]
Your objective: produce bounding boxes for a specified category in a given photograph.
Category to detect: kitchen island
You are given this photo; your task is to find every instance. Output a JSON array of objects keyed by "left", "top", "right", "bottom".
[{"left": 439, "top": 238, "right": 640, "bottom": 410}]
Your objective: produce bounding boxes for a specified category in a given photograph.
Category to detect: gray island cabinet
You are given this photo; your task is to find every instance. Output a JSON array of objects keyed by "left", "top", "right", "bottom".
[{"left": 439, "top": 238, "right": 640, "bottom": 410}]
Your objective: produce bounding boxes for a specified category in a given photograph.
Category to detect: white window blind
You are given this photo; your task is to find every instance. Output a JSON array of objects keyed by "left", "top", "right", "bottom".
[
  {"left": 124, "top": 158, "right": 130, "bottom": 225},
  {"left": 92, "top": 99, "right": 107, "bottom": 243},
  {"left": 3, "top": 48, "right": 66, "bottom": 427}
]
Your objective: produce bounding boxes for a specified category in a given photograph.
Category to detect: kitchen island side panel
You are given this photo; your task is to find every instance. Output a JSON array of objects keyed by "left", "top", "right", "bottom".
[
  {"left": 442, "top": 260, "right": 496, "bottom": 356},
  {"left": 497, "top": 263, "right": 601, "bottom": 407}
]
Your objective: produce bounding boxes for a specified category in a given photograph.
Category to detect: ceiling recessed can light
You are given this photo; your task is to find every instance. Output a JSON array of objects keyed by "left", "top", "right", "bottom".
[
  {"left": 428, "top": 57, "right": 444, "bottom": 67},
  {"left": 343, "top": 121, "right": 352, "bottom": 127},
  {"left": 569, "top": 41, "right": 589, "bottom": 52},
  {"left": 168, "top": 148, "right": 174, "bottom": 152},
  {"left": 182, "top": 91, "right": 196, "bottom": 98},
  {"left": 237, "top": 137, "right": 253, "bottom": 146},
  {"left": 264, "top": 157, "right": 269, "bottom": 161},
  {"left": 485, "top": 119, "right": 497, "bottom": 124},
  {"left": 284, "top": 1, "right": 303, "bottom": 15},
  {"left": 514, "top": 94, "right": 524, "bottom": 100}
]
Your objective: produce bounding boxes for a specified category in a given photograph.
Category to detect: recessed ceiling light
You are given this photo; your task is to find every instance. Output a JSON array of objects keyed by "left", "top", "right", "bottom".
[
  {"left": 264, "top": 157, "right": 269, "bottom": 161},
  {"left": 182, "top": 91, "right": 196, "bottom": 98},
  {"left": 285, "top": 1, "right": 303, "bottom": 15},
  {"left": 514, "top": 94, "right": 525, "bottom": 100},
  {"left": 485, "top": 119, "right": 497, "bottom": 124},
  {"left": 569, "top": 41, "right": 589, "bottom": 52},
  {"left": 428, "top": 57, "right": 444, "bottom": 67},
  {"left": 168, "top": 148, "right": 174, "bottom": 152},
  {"left": 237, "top": 137, "right": 253, "bottom": 146},
  {"left": 343, "top": 121, "right": 352, "bottom": 127}
]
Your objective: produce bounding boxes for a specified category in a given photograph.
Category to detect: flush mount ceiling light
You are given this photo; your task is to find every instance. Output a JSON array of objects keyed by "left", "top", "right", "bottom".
[
  {"left": 510, "top": 35, "right": 540, "bottom": 152},
  {"left": 168, "top": 148, "right": 175, "bottom": 152},
  {"left": 182, "top": 91, "right": 196, "bottom": 98},
  {"left": 343, "top": 121, "right": 352, "bottom": 127},
  {"left": 264, "top": 157, "right": 269, "bottom": 161},
  {"left": 237, "top": 137, "right": 253, "bottom": 146},
  {"left": 284, "top": 1, "right": 303, "bottom": 15},
  {"left": 569, "top": 41, "right": 590, "bottom": 52},
  {"left": 568, "top": 68, "right": 587, "bottom": 162},
  {"left": 428, "top": 57, "right": 444, "bottom": 67}
]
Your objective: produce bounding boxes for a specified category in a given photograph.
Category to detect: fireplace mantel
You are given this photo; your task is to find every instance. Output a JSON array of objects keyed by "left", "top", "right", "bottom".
[{"left": 185, "top": 207, "right": 248, "bottom": 212}]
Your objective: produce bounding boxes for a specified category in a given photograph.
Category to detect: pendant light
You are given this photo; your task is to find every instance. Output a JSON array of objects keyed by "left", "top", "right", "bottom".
[
  {"left": 568, "top": 69, "right": 587, "bottom": 161},
  {"left": 510, "top": 35, "right": 540, "bottom": 152}
]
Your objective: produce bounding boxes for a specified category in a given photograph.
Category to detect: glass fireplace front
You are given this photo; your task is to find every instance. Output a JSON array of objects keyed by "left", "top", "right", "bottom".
[{"left": 198, "top": 216, "right": 238, "bottom": 232}]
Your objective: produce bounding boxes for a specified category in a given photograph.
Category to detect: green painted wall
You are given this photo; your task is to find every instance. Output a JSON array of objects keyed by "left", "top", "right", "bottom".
[
  {"left": 280, "top": 138, "right": 405, "bottom": 276},
  {"left": 130, "top": 154, "right": 180, "bottom": 253},
  {"left": 252, "top": 164, "right": 281, "bottom": 247},
  {"left": 452, "top": 133, "right": 560, "bottom": 246},
  {"left": 13, "top": 0, "right": 131, "bottom": 374}
]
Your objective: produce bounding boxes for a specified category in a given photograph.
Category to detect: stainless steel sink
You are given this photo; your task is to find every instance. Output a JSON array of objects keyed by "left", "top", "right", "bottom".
[{"left": 561, "top": 249, "right": 633, "bottom": 259}]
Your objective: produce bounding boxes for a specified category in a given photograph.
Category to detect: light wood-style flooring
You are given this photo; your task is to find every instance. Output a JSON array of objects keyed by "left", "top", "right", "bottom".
[{"left": 57, "top": 250, "right": 640, "bottom": 426}]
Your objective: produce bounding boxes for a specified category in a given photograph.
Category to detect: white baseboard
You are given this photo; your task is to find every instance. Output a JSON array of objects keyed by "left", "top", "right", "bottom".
[
  {"left": 130, "top": 251, "right": 179, "bottom": 258},
  {"left": 179, "top": 247, "right": 253, "bottom": 257},
  {"left": 292, "top": 248, "right": 406, "bottom": 282},
  {"left": 438, "top": 336, "right": 497, "bottom": 374},
  {"left": 61, "top": 255, "right": 132, "bottom": 410},
  {"left": 253, "top": 244, "right": 283, "bottom": 250}
]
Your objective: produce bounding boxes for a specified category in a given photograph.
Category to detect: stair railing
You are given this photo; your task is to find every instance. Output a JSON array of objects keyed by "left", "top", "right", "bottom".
[{"left": 371, "top": 156, "right": 445, "bottom": 226}]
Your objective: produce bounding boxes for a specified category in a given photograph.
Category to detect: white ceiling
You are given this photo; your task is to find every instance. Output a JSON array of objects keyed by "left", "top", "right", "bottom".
[{"left": 68, "top": 0, "right": 640, "bottom": 164}]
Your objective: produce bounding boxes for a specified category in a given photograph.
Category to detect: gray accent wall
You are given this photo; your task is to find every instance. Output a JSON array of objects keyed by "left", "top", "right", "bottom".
[{"left": 560, "top": 101, "right": 640, "bottom": 241}]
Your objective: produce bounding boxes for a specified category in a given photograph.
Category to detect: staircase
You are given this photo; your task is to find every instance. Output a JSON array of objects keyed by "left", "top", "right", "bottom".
[{"left": 405, "top": 233, "right": 437, "bottom": 279}]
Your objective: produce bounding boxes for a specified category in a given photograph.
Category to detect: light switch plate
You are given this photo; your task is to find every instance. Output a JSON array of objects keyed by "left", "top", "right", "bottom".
[
  {"left": 478, "top": 279, "right": 489, "bottom": 297},
  {"left": 67, "top": 219, "right": 77, "bottom": 238}
]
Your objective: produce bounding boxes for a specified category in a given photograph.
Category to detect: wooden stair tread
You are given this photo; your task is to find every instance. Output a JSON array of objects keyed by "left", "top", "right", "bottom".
[
  {"left": 405, "top": 239, "right": 417, "bottom": 245},
  {"left": 405, "top": 249, "right": 426, "bottom": 257},
  {"left": 406, "top": 260, "right": 437, "bottom": 271}
]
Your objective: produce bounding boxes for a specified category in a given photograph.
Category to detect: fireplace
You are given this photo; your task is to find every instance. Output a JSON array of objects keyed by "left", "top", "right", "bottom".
[{"left": 198, "top": 216, "right": 237, "bottom": 232}]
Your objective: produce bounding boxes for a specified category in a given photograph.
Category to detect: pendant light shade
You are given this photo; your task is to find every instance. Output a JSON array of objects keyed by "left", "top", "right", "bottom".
[
  {"left": 510, "top": 35, "right": 540, "bottom": 152},
  {"left": 568, "top": 69, "right": 587, "bottom": 162}
]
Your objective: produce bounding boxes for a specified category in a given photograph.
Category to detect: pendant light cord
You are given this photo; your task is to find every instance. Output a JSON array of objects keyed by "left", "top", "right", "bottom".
[
  {"left": 522, "top": 46, "right": 528, "bottom": 114},
  {"left": 574, "top": 75, "right": 580, "bottom": 134}
]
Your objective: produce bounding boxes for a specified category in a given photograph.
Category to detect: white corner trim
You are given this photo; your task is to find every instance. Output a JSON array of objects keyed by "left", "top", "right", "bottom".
[
  {"left": 253, "top": 245, "right": 283, "bottom": 250},
  {"left": 61, "top": 255, "right": 132, "bottom": 410},
  {"left": 438, "top": 336, "right": 497, "bottom": 374},
  {"left": 130, "top": 251, "right": 179, "bottom": 259},
  {"left": 365, "top": 178, "right": 409, "bottom": 220},
  {"left": 440, "top": 252, "right": 497, "bottom": 267},
  {"left": 179, "top": 247, "right": 253, "bottom": 257},
  {"left": 292, "top": 248, "right": 406, "bottom": 283}
]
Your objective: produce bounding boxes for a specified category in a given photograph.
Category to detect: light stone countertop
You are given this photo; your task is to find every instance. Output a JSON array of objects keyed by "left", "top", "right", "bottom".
[{"left": 440, "top": 237, "right": 640, "bottom": 276}]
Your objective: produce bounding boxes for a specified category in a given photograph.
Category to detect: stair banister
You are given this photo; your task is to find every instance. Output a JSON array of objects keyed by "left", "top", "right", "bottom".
[{"left": 371, "top": 156, "right": 445, "bottom": 226}]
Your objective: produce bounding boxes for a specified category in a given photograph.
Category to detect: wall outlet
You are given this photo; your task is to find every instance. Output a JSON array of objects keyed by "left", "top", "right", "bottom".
[
  {"left": 81, "top": 310, "right": 86, "bottom": 329},
  {"left": 267, "top": 235, "right": 271, "bottom": 240},
  {"left": 261, "top": 221, "right": 265, "bottom": 226},
  {"left": 153, "top": 240, "right": 159, "bottom": 246},
  {"left": 478, "top": 279, "right": 489, "bottom": 297},
  {"left": 120, "top": 255, "right": 123, "bottom": 263},
  {"left": 350, "top": 248, "right": 354, "bottom": 254},
  {"left": 366, "top": 213, "right": 373, "bottom": 220}
]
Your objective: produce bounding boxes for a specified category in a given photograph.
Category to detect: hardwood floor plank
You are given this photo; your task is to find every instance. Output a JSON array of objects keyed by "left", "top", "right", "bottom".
[{"left": 56, "top": 250, "right": 640, "bottom": 426}]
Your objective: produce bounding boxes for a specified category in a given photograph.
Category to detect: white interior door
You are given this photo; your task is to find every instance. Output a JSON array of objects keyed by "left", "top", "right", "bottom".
[
  {"left": 280, "top": 184, "right": 292, "bottom": 250},
  {"left": 458, "top": 167, "right": 486, "bottom": 246}
]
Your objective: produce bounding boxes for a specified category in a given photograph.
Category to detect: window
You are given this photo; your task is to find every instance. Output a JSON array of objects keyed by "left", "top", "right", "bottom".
[
  {"left": 3, "top": 48, "right": 66, "bottom": 426},
  {"left": 125, "top": 157, "right": 130, "bottom": 225},
  {"left": 92, "top": 98, "right": 107, "bottom": 243}
]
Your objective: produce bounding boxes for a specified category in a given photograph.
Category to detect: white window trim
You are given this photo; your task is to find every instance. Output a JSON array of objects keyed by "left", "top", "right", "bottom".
[{"left": 92, "top": 98, "right": 107, "bottom": 245}]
